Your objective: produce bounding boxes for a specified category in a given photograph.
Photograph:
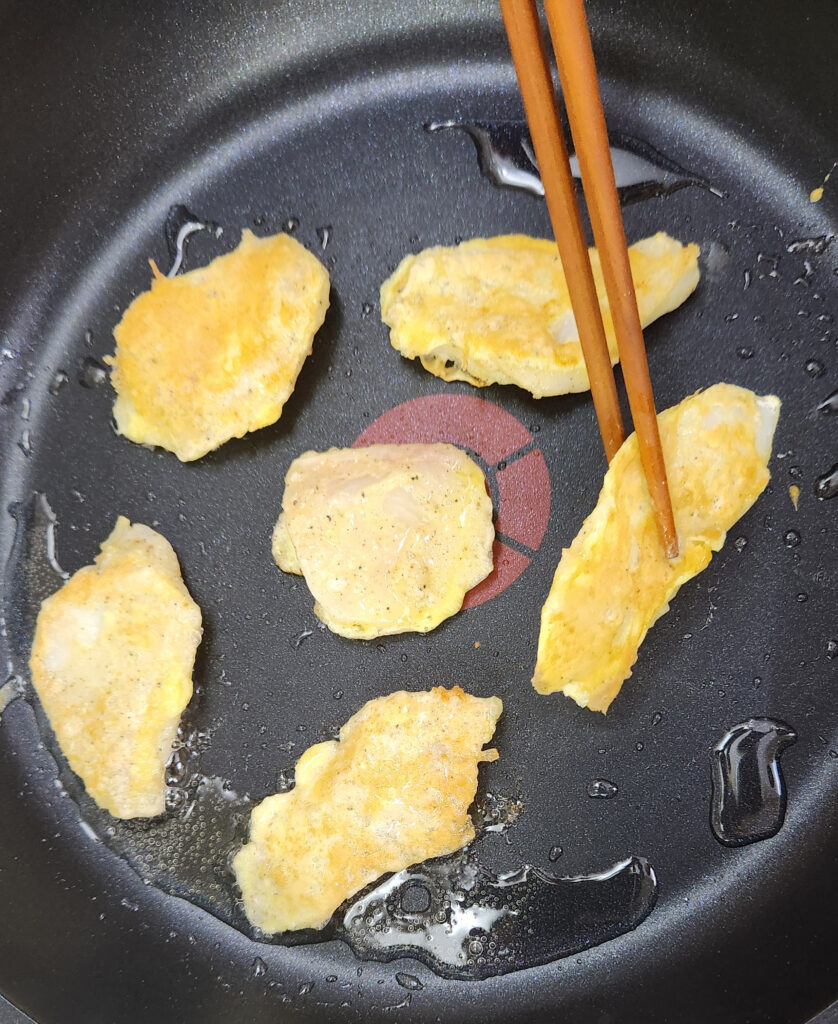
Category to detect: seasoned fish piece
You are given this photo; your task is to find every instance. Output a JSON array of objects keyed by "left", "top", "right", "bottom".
[
  {"left": 533, "top": 383, "right": 780, "bottom": 712},
  {"left": 380, "top": 232, "right": 699, "bottom": 397},
  {"left": 30, "top": 518, "right": 202, "bottom": 817},
  {"left": 233, "top": 686, "right": 503, "bottom": 933},
  {"left": 272, "top": 443, "right": 494, "bottom": 639},
  {"left": 108, "top": 229, "right": 330, "bottom": 461}
]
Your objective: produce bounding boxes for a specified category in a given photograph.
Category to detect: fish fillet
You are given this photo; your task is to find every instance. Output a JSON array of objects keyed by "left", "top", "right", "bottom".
[
  {"left": 30, "top": 518, "right": 202, "bottom": 817},
  {"left": 380, "top": 232, "right": 699, "bottom": 397},
  {"left": 108, "top": 229, "right": 330, "bottom": 461},
  {"left": 533, "top": 383, "right": 780, "bottom": 712},
  {"left": 233, "top": 686, "right": 503, "bottom": 933}
]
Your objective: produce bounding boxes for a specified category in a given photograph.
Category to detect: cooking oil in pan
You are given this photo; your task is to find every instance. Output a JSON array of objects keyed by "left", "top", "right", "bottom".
[
  {"left": 341, "top": 851, "right": 656, "bottom": 980},
  {"left": 424, "top": 119, "right": 719, "bottom": 203},
  {"left": 164, "top": 204, "right": 223, "bottom": 277},
  {"left": 816, "top": 464, "right": 838, "bottom": 500},
  {"left": 78, "top": 357, "right": 107, "bottom": 389},
  {"left": 2, "top": 493, "right": 67, "bottom": 679},
  {"left": 0, "top": 493, "right": 671, "bottom": 978},
  {"left": 818, "top": 388, "right": 838, "bottom": 414},
  {"left": 710, "top": 718, "right": 797, "bottom": 846},
  {"left": 0, "top": 675, "right": 23, "bottom": 722}
]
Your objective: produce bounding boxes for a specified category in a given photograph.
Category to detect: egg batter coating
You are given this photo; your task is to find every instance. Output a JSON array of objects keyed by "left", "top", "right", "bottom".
[
  {"left": 272, "top": 443, "right": 494, "bottom": 639},
  {"left": 29, "top": 518, "right": 202, "bottom": 818},
  {"left": 533, "top": 383, "right": 780, "bottom": 713},
  {"left": 233, "top": 686, "right": 502, "bottom": 933},
  {"left": 380, "top": 232, "right": 699, "bottom": 397},
  {"left": 108, "top": 229, "right": 330, "bottom": 461}
]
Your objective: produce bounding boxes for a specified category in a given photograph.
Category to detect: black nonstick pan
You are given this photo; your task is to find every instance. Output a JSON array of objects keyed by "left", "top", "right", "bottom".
[{"left": 1, "top": 1, "right": 836, "bottom": 1021}]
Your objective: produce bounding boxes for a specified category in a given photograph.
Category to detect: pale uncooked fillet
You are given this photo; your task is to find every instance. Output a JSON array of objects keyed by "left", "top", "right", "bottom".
[
  {"left": 533, "top": 383, "right": 780, "bottom": 712},
  {"left": 29, "top": 518, "right": 202, "bottom": 817},
  {"left": 108, "top": 229, "right": 330, "bottom": 461},
  {"left": 272, "top": 443, "right": 494, "bottom": 639},
  {"left": 380, "top": 232, "right": 699, "bottom": 397},
  {"left": 233, "top": 686, "right": 502, "bottom": 932}
]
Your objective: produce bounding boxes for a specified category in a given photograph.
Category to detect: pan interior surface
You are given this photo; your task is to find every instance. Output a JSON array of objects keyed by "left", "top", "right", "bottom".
[{"left": 0, "top": 1, "right": 836, "bottom": 1022}]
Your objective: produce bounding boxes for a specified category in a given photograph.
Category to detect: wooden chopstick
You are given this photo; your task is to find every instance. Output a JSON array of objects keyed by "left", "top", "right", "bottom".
[
  {"left": 498, "top": 0, "right": 624, "bottom": 463},
  {"left": 543, "top": 0, "right": 679, "bottom": 558}
]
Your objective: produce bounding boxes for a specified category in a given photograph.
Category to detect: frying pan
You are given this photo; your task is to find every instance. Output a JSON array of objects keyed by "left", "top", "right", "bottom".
[{"left": 1, "top": 0, "right": 836, "bottom": 1020}]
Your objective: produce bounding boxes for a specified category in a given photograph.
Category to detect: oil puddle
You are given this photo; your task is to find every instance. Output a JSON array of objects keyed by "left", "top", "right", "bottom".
[
  {"left": 425, "top": 119, "right": 719, "bottom": 203},
  {"left": 710, "top": 718, "right": 797, "bottom": 846},
  {"left": 164, "top": 204, "right": 222, "bottom": 277},
  {"left": 341, "top": 852, "right": 656, "bottom": 980},
  {"left": 2, "top": 493, "right": 67, "bottom": 678},
  {"left": 5, "top": 495, "right": 658, "bottom": 978}
]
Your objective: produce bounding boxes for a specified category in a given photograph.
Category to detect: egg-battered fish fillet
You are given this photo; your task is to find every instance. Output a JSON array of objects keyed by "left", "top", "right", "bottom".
[
  {"left": 233, "top": 686, "right": 502, "bottom": 932},
  {"left": 272, "top": 443, "right": 494, "bottom": 639},
  {"left": 108, "top": 229, "right": 330, "bottom": 461},
  {"left": 533, "top": 383, "right": 780, "bottom": 712},
  {"left": 30, "top": 518, "right": 202, "bottom": 817},
  {"left": 380, "top": 232, "right": 699, "bottom": 397}
]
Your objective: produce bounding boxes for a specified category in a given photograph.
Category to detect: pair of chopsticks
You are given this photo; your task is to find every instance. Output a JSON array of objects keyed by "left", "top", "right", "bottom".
[{"left": 499, "top": 0, "right": 679, "bottom": 559}]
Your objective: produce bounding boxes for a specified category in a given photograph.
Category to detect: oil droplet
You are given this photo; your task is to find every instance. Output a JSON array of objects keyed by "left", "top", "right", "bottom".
[
  {"left": 316, "top": 225, "right": 332, "bottom": 250},
  {"left": 816, "top": 464, "right": 838, "bottom": 500},
  {"left": 810, "top": 187, "right": 824, "bottom": 203},
  {"left": 796, "top": 593, "right": 808, "bottom": 603},
  {"left": 733, "top": 536, "right": 747, "bottom": 552},
  {"left": 817, "top": 388, "right": 838, "bottom": 414},
  {"left": 783, "top": 529, "right": 801, "bottom": 547},
  {"left": 651, "top": 712, "right": 663, "bottom": 726},
  {"left": 298, "top": 981, "right": 314, "bottom": 995},
  {"left": 710, "top": 718, "right": 796, "bottom": 846},
  {"left": 0, "top": 675, "right": 23, "bottom": 722},
  {"left": 283, "top": 216, "right": 300, "bottom": 234},
  {"left": 341, "top": 850, "right": 656, "bottom": 980},
  {"left": 361, "top": 302, "right": 374, "bottom": 316},
  {"left": 252, "top": 956, "right": 267, "bottom": 978},
  {"left": 788, "top": 485, "right": 800, "bottom": 511},
  {"left": 635, "top": 742, "right": 644, "bottom": 752},
  {"left": 164, "top": 205, "right": 222, "bottom": 277},
  {"left": 587, "top": 779, "right": 618, "bottom": 799},
  {"left": 290, "top": 629, "right": 312, "bottom": 649},
  {"left": 548, "top": 845, "right": 563, "bottom": 862},
  {"left": 805, "top": 359, "right": 825, "bottom": 378},
  {"left": 78, "top": 357, "right": 107, "bottom": 389},
  {"left": 48, "top": 370, "right": 69, "bottom": 395},
  {"left": 395, "top": 972, "right": 423, "bottom": 991},
  {"left": 736, "top": 346, "right": 754, "bottom": 360},
  {"left": 826, "top": 640, "right": 837, "bottom": 659},
  {"left": 333, "top": 689, "right": 344, "bottom": 700}
]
